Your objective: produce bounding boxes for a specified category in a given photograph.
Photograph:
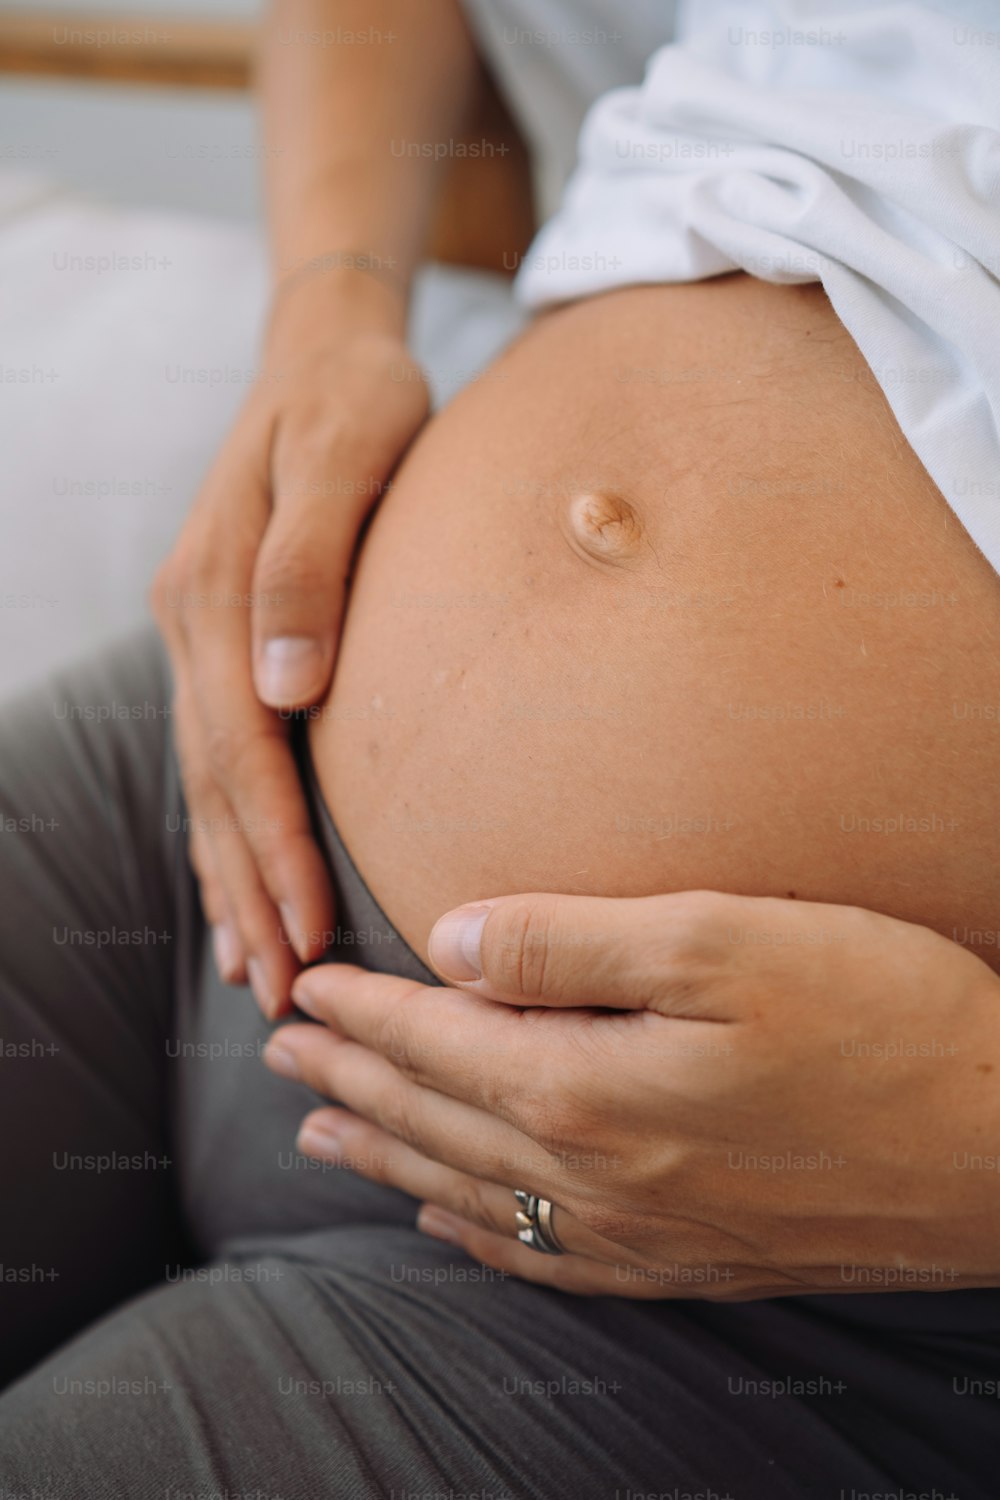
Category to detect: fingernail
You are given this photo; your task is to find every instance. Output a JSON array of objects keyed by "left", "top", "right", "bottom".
[
  {"left": 212, "top": 923, "right": 242, "bottom": 983},
  {"left": 256, "top": 636, "right": 325, "bottom": 705},
  {"left": 280, "top": 902, "right": 312, "bottom": 963},
  {"left": 297, "top": 1119, "right": 343, "bottom": 1161},
  {"left": 264, "top": 1042, "right": 301, "bottom": 1081},
  {"left": 247, "top": 957, "right": 277, "bottom": 1018},
  {"left": 427, "top": 903, "right": 492, "bottom": 982},
  {"left": 291, "top": 978, "right": 320, "bottom": 1018},
  {"left": 417, "top": 1206, "right": 465, "bottom": 1245}
]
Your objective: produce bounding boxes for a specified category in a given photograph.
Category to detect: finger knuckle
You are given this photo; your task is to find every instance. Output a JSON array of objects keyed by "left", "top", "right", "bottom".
[
  {"left": 372, "top": 985, "right": 431, "bottom": 1073},
  {"left": 175, "top": 736, "right": 215, "bottom": 806},
  {"left": 205, "top": 723, "right": 276, "bottom": 793},
  {"left": 284, "top": 405, "right": 351, "bottom": 457},
  {"left": 377, "top": 1091, "right": 424, "bottom": 1153},
  {"left": 339, "top": 1126, "right": 388, "bottom": 1180},
  {"left": 205, "top": 722, "right": 241, "bottom": 782},
  {"left": 450, "top": 1180, "right": 492, "bottom": 1230},
  {"left": 637, "top": 891, "right": 731, "bottom": 1007},
  {"left": 576, "top": 1201, "right": 633, "bottom": 1245},
  {"left": 531, "top": 1095, "right": 580, "bottom": 1158},
  {"left": 242, "top": 823, "right": 294, "bottom": 891},
  {"left": 490, "top": 901, "right": 563, "bottom": 999},
  {"left": 177, "top": 546, "right": 218, "bottom": 602},
  {"left": 181, "top": 764, "right": 217, "bottom": 816},
  {"left": 254, "top": 547, "right": 327, "bottom": 608},
  {"left": 663, "top": 889, "right": 730, "bottom": 947}
]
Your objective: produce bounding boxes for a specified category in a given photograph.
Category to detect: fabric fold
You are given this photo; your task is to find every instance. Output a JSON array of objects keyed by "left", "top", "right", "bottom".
[{"left": 515, "top": 1, "right": 1000, "bottom": 569}]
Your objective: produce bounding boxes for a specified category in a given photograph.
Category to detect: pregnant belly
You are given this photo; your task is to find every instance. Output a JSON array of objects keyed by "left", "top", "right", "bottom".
[{"left": 309, "top": 276, "right": 1000, "bottom": 972}]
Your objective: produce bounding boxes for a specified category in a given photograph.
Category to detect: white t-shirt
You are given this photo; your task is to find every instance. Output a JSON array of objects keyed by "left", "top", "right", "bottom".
[{"left": 462, "top": 0, "right": 1000, "bottom": 574}]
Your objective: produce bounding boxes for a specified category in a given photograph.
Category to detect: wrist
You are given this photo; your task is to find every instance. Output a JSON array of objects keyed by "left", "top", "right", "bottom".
[{"left": 266, "top": 250, "right": 409, "bottom": 353}]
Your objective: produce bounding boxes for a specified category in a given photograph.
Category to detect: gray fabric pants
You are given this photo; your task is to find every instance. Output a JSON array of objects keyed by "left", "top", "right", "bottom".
[{"left": 0, "top": 629, "right": 996, "bottom": 1499}]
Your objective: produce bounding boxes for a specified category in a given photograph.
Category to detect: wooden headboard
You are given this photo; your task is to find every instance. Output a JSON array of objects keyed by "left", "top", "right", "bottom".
[{"left": 0, "top": 8, "right": 536, "bottom": 272}]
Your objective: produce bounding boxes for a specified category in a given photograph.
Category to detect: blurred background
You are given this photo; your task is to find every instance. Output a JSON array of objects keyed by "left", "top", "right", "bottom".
[
  {"left": 0, "top": 0, "right": 263, "bottom": 218},
  {"left": 0, "top": 0, "right": 527, "bottom": 696},
  {"left": 0, "top": 0, "right": 269, "bottom": 696}
]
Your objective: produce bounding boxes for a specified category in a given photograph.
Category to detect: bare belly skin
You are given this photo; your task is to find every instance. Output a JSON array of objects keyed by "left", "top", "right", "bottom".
[{"left": 309, "top": 275, "right": 1000, "bottom": 971}]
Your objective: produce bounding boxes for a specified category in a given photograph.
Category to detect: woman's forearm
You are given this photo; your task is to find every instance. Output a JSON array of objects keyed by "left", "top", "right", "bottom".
[
  {"left": 156, "top": 1, "right": 476, "bottom": 1009},
  {"left": 258, "top": 0, "right": 479, "bottom": 322}
]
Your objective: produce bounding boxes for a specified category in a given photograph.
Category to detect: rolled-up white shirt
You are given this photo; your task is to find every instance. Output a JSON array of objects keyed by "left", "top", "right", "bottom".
[{"left": 515, "top": 1, "right": 1000, "bottom": 572}]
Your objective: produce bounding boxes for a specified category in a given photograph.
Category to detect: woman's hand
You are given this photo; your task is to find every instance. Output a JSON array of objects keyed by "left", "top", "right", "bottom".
[
  {"left": 152, "top": 271, "right": 428, "bottom": 1017},
  {"left": 265, "top": 890, "right": 1000, "bottom": 1298}
]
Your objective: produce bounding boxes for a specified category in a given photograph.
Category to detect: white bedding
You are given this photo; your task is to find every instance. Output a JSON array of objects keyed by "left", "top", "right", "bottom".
[{"left": 0, "top": 172, "right": 523, "bottom": 697}]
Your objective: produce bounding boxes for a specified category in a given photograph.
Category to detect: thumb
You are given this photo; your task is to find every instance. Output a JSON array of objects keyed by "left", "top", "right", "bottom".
[
  {"left": 426, "top": 890, "right": 735, "bottom": 1011},
  {"left": 251, "top": 475, "right": 371, "bottom": 710}
]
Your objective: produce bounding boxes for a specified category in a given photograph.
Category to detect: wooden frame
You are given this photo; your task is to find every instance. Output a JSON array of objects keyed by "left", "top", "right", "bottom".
[{"left": 0, "top": 8, "right": 536, "bottom": 271}]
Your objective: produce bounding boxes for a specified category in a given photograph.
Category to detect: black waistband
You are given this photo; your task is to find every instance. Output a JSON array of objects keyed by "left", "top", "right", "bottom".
[{"left": 294, "top": 718, "right": 438, "bottom": 986}]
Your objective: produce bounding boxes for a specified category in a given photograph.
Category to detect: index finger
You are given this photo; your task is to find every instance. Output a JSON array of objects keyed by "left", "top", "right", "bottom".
[
  {"left": 186, "top": 588, "right": 334, "bottom": 965},
  {"left": 251, "top": 440, "right": 379, "bottom": 710},
  {"left": 291, "top": 963, "right": 588, "bottom": 1125}
]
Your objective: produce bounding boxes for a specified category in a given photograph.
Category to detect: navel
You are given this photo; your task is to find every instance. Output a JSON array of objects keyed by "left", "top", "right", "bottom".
[{"left": 561, "top": 490, "right": 645, "bottom": 570}]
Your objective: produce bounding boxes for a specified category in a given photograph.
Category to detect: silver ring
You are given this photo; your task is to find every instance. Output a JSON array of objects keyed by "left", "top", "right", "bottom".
[{"left": 513, "top": 1189, "right": 564, "bottom": 1255}]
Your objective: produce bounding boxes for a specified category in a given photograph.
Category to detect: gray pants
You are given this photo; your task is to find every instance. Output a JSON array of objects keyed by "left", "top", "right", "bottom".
[{"left": 0, "top": 630, "right": 996, "bottom": 1499}]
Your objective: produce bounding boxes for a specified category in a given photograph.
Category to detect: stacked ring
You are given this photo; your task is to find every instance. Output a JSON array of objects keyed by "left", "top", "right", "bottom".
[{"left": 513, "top": 1190, "right": 565, "bottom": 1255}]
